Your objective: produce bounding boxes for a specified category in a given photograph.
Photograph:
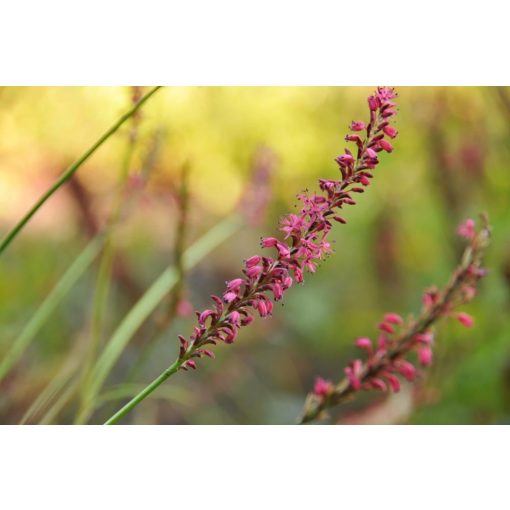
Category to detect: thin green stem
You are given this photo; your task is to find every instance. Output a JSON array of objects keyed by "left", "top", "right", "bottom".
[
  {"left": 0, "top": 86, "right": 161, "bottom": 256},
  {"left": 77, "top": 214, "right": 243, "bottom": 423},
  {"left": 104, "top": 359, "right": 181, "bottom": 424}
]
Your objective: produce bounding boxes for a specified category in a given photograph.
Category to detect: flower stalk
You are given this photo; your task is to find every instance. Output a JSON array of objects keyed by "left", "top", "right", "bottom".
[
  {"left": 104, "top": 86, "right": 399, "bottom": 424},
  {"left": 299, "top": 215, "right": 491, "bottom": 424}
]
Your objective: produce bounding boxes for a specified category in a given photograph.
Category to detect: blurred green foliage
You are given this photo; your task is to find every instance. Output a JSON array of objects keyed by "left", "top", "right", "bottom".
[{"left": 0, "top": 86, "right": 509, "bottom": 424}]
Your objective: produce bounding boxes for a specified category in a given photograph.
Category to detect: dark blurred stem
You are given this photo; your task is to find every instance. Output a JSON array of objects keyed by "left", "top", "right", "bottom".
[
  {"left": 0, "top": 86, "right": 161, "bottom": 257},
  {"left": 104, "top": 358, "right": 181, "bottom": 424}
]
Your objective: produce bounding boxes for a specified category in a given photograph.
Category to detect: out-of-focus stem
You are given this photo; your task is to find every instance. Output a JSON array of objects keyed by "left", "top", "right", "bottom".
[
  {"left": 76, "top": 89, "right": 142, "bottom": 423},
  {"left": 0, "top": 86, "right": 161, "bottom": 256}
]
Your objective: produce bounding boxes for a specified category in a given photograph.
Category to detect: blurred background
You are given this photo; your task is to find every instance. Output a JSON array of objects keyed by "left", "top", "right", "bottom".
[{"left": 0, "top": 86, "right": 509, "bottom": 425}]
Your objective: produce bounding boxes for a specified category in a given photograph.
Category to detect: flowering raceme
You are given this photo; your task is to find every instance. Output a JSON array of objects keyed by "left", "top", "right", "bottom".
[
  {"left": 299, "top": 216, "right": 491, "bottom": 424},
  {"left": 176, "top": 87, "right": 399, "bottom": 370}
]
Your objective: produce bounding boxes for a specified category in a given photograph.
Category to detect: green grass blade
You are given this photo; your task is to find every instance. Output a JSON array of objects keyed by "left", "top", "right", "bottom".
[
  {"left": 0, "top": 86, "right": 161, "bottom": 256},
  {"left": 0, "top": 236, "right": 104, "bottom": 383},
  {"left": 80, "top": 213, "right": 243, "bottom": 421}
]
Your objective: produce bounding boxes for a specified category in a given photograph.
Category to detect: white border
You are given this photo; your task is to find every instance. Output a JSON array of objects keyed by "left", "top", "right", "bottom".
[
  {"left": 1, "top": 426, "right": 507, "bottom": 509},
  {"left": 0, "top": 1, "right": 508, "bottom": 85}
]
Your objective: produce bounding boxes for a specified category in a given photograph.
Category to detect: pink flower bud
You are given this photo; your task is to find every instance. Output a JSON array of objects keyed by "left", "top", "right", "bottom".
[
  {"left": 359, "top": 175, "right": 371, "bottom": 186},
  {"left": 382, "top": 125, "right": 398, "bottom": 138},
  {"left": 226, "top": 278, "right": 244, "bottom": 291},
  {"left": 223, "top": 291, "right": 237, "bottom": 303},
  {"left": 368, "top": 95, "right": 379, "bottom": 111},
  {"left": 366, "top": 147, "right": 378, "bottom": 159},
  {"left": 184, "top": 360, "right": 197, "bottom": 370},
  {"left": 415, "top": 332, "right": 433, "bottom": 345},
  {"left": 384, "top": 373, "right": 401, "bottom": 393},
  {"left": 228, "top": 311, "right": 241, "bottom": 326},
  {"left": 355, "top": 337, "right": 372, "bottom": 351},
  {"left": 457, "top": 218, "right": 476, "bottom": 240},
  {"left": 457, "top": 312, "right": 474, "bottom": 328},
  {"left": 198, "top": 309, "right": 216, "bottom": 325},
  {"left": 378, "top": 322, "right": 395, "bottom": 334},
  {"left": 261, "top": 237, "right": 278, "bottom": 248},
  {"left": 246, "top": 265, "right": 263, "bottom": 279},
  {"left": 335, "top": 154, "right": 354, "bottom": 167},
  {"left": 418, "top": 347, "right": 433, "bottom": 366},
  {"left": 396, "top": 360, "right": 416, "bottom": 381},
  {"left": 313, "top": 377, "right": 333, "bottom": 397},
  {"left": 245, "top": 255, "right": 261, "bottom": 268},
  {"left": 384, "top": 313, "right": 403, "bottom": 325},
  {"left": 379, "top": 139, "right": 393, "bottom": 153},
  {"left": 350, "top": 121, "right": 366, "bottom": 131},
  {"left": 370, "top": 378, "right": 387, "bottom": 391}
]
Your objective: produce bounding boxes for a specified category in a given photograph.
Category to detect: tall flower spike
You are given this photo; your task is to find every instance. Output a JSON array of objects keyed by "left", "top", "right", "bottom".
[
  {"left": 175, "top": 88, "right": 399, "bottom": 371},
  {"left": 300, "top": 215, "right": 491, "bottom": 424}
]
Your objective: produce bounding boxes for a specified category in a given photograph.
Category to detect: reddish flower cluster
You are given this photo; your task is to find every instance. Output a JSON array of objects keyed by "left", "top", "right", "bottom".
[
  {"left": 300, "top": 216, "right": 490, "bottom": 424},
  {"left": 176, "top": 87, "right": 399, "bottom": 370}
]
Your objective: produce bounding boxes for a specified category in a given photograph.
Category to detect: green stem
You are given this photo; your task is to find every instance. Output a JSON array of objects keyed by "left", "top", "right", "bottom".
[
  {"left": 76, "top": 214, "right": 242, "bottom": 423},
  {"left": 104, "top": 359, "right": 181, "bottom": 424},
  {"left": 0, "top": 86, "right": 161, "bottom": 257}
]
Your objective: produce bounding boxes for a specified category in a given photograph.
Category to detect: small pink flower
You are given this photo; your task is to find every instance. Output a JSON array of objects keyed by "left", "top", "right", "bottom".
[
  {"left": 418, "top": 347, "right": 433, "bottom": 366},
  {"left": 245, "top": 265, "right": 263, "bottom": 279},
  {"left": 223, "top": 291, "right": 237, "bottom": 303},
  {"left": 335, "top": 154, "right": 355, "bottom": 167},
  {"left": 313, "top": 377, "right": 333, "bottom": 397},
  {"left": 415, "top": 332, "right": 433, "bottom": 345},
  {"left": 359, "top": 175, "right": 371, "bottom": 186},
  {"left": 457, "top": 312, "right": 474, "bottom": 328},
  {"left": 384, "top": 313, "right": 403, "bottom": 325},
  {"left": 382, "top": 125, "right": 398, "bottom": 138},
  {"left": 396, "top": 360, "right": 416, "bottom": 381},
  {"left": 368, "top": 95, "right": 379, "bottom": 111},
  {"left": 370, "top": 378, "right": 387, "bottom": 391},
  {"left": 245, "top": 255, "right": 261, "bottom": 268},
  {"left": 355, "top": 337, "right": 372, "bottom": 351},
  {"left": 226, "top": 278, "right": 244, "bottom": 292},
  {"left": 228, "top": 311, "right": 241, "bottom": 326},
  {"left": 384, "top": 373, "right": 401, "bottom": 392},
  {"left": 378, "top": 322, "right": 395, "bottom": 334},
  {"left": 261, "top": 237, "right": 278, "bottom": 248},
  {"left": 379, "top": 139, "right": 393, "bottom": 153},
  {"left": 366, "top": 147, "right": 378, "bottom": 159},
  {"left": 350, "top": 121, "right": 366, "bottom": 131},
  {"left": 457, "top": 218, "right": 476, "bottom": 240}
]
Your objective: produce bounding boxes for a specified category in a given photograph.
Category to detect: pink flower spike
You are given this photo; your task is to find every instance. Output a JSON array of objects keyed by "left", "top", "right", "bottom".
[
  {"left": 350, "top": 121, "right": 365, "bottom": 131},
  {"left": 313, "top": 377, "right": 333, "bottom": 397},
  {"left": 457, "top": 218, "right": 476, "bottom": 240},
  {"left": 384, "top": 313, "right": 403, "bottom": 325},
  {"left": 418, "top": 347, "right": 433, "bottom": 366},
  {"left": 457, "top": 312, "right": 474, "bottom": 328}
]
